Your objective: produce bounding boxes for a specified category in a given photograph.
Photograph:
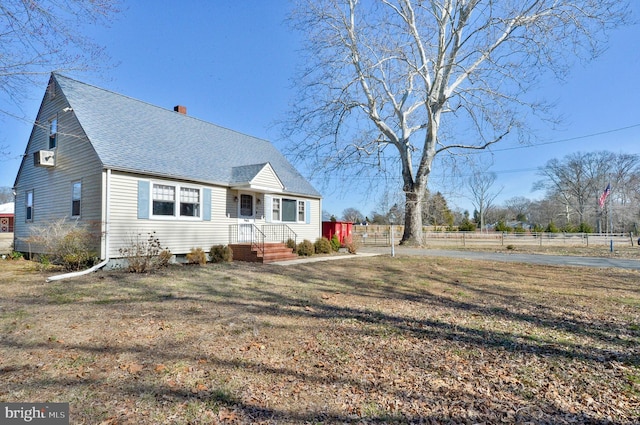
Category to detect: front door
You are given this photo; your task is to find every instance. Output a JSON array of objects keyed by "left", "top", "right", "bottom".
[{"left": 238, "top": 193, "right": 255, "bottom": 242}]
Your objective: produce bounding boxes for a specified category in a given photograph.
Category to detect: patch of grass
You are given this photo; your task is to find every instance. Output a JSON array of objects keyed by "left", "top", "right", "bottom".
[
  {"left": 1, "top": 256, "right": 639, "bottom": 423},
  {"left": 624, "top": 371, "right": 640, "bottom": 397},
  {"left": 45, "top": 286, "right": 83, "bottom": 304},
  {"left": 616, "top": 297, "right": 640, "bottom": 308},
  {"left": 1, "top": 308, "right": 29, "bottom": 321}
]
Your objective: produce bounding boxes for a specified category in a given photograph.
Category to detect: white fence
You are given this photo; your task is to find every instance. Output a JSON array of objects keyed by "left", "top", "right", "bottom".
[{"left": 353, "top": 225, "right": 636, "bottom": 248}]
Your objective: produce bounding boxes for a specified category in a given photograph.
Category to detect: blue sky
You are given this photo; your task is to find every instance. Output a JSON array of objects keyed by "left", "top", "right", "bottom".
[{"left": 1, "top": 1, "right": 639, "bottom": 217}]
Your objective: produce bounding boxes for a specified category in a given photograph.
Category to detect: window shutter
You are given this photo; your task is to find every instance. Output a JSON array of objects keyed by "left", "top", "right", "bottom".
[
  {"left": 305, "top": 200, "right": 311, "bottom": 224},
  {"left": 265, "top": 195, "right": 273, "bottom": 223},
  {"left": 203, "top": 188, "right": 212, "bottom": 221},
  {"left": 137, "top": 181, "right": 150, "bottom": 219}
]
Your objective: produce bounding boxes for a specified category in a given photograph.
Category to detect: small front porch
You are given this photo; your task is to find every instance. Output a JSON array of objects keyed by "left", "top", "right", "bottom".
[{"left": 229, "top": 224, "right": 298, "bottom": 263}]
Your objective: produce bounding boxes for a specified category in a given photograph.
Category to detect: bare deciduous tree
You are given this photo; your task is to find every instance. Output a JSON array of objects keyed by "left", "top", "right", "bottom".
[
  {"left": 342, "top": 207, "right": 364, "bottom": 223},
  {"left": 285, "top": 0, "right": 628, "bottom": 245},
  {"left": 535, "top": 151, "right": 640, "bottom": 231},
  {"left": 467, "top": 169, "right": 501, "bottom": 231},
  {"left": 0, "top": 1, "right": 120, "bottom": 114},
  {"left": 504, "top": 196, "right": 532, "bottom": 222},
  {"left": 0, "top": 186, "right": 13, "bottom": 204}
]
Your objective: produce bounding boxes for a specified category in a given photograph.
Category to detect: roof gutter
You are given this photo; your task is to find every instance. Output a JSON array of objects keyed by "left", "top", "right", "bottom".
[{"left": 47, "top": 169, "right": 111, "bottom": 282}]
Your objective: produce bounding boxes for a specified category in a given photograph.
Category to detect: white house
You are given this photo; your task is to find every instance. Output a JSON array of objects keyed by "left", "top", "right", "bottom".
[{"left": 13, "top": 74, "right": 322, "bottom": 264}]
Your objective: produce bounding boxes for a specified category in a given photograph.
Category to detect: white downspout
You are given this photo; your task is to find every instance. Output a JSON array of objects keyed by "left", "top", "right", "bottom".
[{"left": 47, "top": 169, "right": 111, "bottom": 282}]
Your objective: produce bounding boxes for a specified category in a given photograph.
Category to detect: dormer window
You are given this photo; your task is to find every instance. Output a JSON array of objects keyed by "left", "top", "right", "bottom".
[{"left": 49, "top": 117, "right": 58, "bottom": 149}]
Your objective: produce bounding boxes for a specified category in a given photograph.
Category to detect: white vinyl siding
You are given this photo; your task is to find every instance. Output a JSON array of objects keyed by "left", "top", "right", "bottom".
[
  {"left": 109, "top": 173, "right": 230, "bottom": 257},
  {"left": 13, "top": 82, "right": 103, "bottom": 254},
  {"left": 251, "top": 164, "right": 284, "bottom": 191},
  {"left": 262, "top": 195, "right": 320, "bottom": 242}
]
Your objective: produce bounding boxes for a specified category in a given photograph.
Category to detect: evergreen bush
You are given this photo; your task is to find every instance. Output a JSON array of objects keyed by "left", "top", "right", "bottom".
[
  {"left": 297, "top": 239, "right": 315, "bottom": 256},
  {"left": 285, "top": 238, "right": 297, "bottom": 253},
  {"left": 186, "top": 247, "right": 207, "bottom": 265},
  {"left": 545, "top": 221, "right": 560, "bottom": 233},
  {"left": 210, "top": 245, "right": 233, "bottom": 263},
  {"left": 314, "top": 237, "right": 332, "bottom": 254},
  {"left": 330, "top": 234, "right": 341, "bottom": 251}
]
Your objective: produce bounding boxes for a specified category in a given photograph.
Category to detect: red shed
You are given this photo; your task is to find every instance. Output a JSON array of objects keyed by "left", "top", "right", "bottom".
[
  {"left": 0, "top": 202, "right": 14, "bottom": 233},
  {"left": 322, "top": 221, "right": 353, "bottom": 245}
]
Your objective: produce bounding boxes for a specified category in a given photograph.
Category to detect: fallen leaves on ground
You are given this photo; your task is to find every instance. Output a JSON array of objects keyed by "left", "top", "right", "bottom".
[{"left": 0, "top": 256, "right": 638, "bottom": 424}]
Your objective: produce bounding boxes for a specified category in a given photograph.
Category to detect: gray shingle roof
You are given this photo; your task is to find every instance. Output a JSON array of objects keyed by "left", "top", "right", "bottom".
[
  {"left": 54, "top": 74, "right": 320, "bottom": 198},
  {"left": 230, "top": 163, "right": 272, "bottom": 184}
]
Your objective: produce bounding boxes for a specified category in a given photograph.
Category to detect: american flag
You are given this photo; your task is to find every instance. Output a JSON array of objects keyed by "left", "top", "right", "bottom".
[{"left": 598, "top": 183, "right": 611, "bottom": 208}]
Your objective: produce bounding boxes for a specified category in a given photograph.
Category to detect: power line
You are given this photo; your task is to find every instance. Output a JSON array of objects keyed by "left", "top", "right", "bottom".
[{"left": 486, "top": 123, "right": 640, "bottom": 153}]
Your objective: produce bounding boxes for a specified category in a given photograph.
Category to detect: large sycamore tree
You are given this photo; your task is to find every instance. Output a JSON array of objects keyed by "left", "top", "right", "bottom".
[{"left": 285, "top": 0, "right": 628, "bottom": 245}]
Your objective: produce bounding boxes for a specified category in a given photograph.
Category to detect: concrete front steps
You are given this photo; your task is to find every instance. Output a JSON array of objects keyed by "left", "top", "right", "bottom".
[{"left": 229, "top": 243, "right": 298, "bottom": 263}]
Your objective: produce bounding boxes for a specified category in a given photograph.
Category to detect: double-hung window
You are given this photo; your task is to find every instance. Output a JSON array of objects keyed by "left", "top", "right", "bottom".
[
  {"left": 71, "top": 181, "right": 81, "bottom": 217},
  {"left": 49, "top": 117, "right": 58, "bottom": 149},
  {"left": 152, "top": 184, "right": 175, "bottom": 216},
  {"left": 26, "top": 190, "right": 33, "bottom": 222},
  {"left": 272, "top": 198, "right": 281, "bottom": 221},
  {"left": 180, "top": 187, "right": 200, "bottom": 217},
  {"left": 151, "top": 183, "right": 202, "bottom": 219},
  {"left": 298, "top": 201, "right": 305, "bottom": 222}
]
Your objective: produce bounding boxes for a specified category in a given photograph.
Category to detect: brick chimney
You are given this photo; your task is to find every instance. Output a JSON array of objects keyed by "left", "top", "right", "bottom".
[{"left": 174, "top": 105, "right": 187, "bottom": 115}]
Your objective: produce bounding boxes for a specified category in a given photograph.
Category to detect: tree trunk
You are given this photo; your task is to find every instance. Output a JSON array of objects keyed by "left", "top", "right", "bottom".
[{"left": 401, "top": 189, "right": 424, "bottom": 246}]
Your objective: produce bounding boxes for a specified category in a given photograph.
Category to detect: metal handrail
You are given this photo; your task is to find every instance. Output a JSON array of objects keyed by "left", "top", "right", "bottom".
[
  {"left": 251, "top": 225, "right": 266, "bottom": 257},
  {"left": 229, "top": 224, "right": 296, "bottom": 256},
  {"left": 261, "top": 224, "right": 297, "bottom": 246}
]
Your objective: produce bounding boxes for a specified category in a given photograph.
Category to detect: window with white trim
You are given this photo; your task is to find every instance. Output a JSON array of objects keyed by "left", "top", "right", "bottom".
[
  {"left": 271, "top": 197, "right": 305, "bottom": 223},
  {"left": 151, "top": 183, "right": 202, "bottom": 219},
  {"left": 180, "top": 187, "right": 200, "bottom": 217},
  {"left": 49, "top": 117, "right": 58, "bottom": 149},
  {"left": 26, "top": 190, "right": 33, "bottom": 222},
  {"left": 71, "top": 181, "right": 81, "bottom": 217},
  {"left": 272, "top": 198, "right": 281, "bottom": 221},
  {"left": 152, "top": 184, "right": 176, "bottom": 216}
]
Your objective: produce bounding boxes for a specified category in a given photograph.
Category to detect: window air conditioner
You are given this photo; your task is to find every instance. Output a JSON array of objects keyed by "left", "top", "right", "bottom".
[{"left": 34, "top": 150, "right": 55, "bottom": 167}]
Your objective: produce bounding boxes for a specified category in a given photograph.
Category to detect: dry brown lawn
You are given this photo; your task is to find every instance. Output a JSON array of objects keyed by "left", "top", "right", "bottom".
[{"left": 0, "top": 254, "right": 639, "bottom": 424}]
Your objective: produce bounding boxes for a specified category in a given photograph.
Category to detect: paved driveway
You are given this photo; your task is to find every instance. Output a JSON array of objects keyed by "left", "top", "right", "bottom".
[{"left": 359, "top": 246, "right": 640, "bottom": 271}]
